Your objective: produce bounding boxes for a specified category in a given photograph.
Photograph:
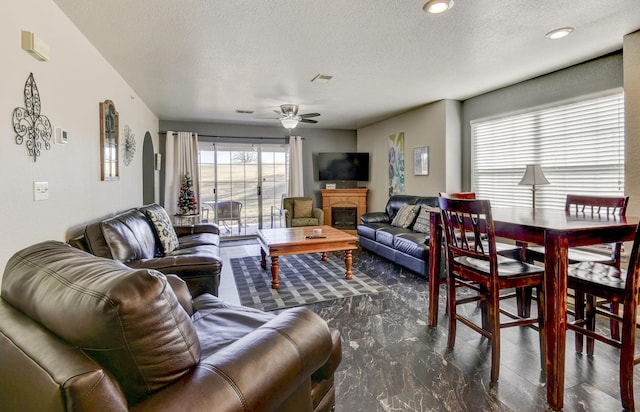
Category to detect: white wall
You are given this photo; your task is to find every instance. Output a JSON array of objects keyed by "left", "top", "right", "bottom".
[
  {"left": 0, "top": 0, "right": 159, "bottom": 282},
  {"left": 624, "top": 31, "right": 640, "bottom": 217},
  {"left": 356, "top": 100, "right": 460, "bottom": 212}
]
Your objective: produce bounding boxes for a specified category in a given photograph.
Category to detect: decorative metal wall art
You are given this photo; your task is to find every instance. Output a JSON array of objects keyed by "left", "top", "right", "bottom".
[
  {"left": 122, "top": 125, "right": 136, "bottom": 166},
  {"left": 12, "top": 73, "right": 52, "bottom": 161}
]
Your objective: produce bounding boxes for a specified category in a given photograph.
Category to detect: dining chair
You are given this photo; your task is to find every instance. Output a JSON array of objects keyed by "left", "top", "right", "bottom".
[
  {"left": 526, "top": 194, "right": 629, "bottom": 339},
  {"left": 439, "top": 192, "right": 529, "bottom": 315},
  {"left": 567, "top": 221, "right": 640, "bottom": 411},
  {"left": 438, "top": 197, "right": 546, "bottom": 382}
]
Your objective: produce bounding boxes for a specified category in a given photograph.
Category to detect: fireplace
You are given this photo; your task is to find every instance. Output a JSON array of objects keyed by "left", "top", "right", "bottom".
[
  {"left": 320, "top": 188, "right": 368, "bottom": 233},
  {"left": 331, "top": 207, "right": 358, "bottom": 230}
]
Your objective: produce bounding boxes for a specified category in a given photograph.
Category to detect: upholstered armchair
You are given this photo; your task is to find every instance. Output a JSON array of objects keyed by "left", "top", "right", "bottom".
[{"left": 283, "top": 196, "right": 324, "bottom": 227}]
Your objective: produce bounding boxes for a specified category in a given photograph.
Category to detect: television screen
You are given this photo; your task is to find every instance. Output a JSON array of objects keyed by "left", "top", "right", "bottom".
[{"left": 318, "top": 152, "right": 369, "bottom": 181}]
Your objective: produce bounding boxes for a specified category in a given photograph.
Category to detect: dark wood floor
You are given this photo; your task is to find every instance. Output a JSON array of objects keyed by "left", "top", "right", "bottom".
[{"left": 219, "top": 241, "right": 639, "bottom": 411}]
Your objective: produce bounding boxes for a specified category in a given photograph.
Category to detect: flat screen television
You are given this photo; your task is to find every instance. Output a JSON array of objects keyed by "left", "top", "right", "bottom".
[{"left": 318, "top": 152, "right": 369, "bottom": 181}]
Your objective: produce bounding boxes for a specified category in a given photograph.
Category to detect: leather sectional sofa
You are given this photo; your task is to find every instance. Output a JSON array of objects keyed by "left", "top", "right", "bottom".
[
  {"left": 69, "top": 203, "right": 222, "bottom": 297},
  {"left": 0, "top": 241, "right": 341, "bottom": 411},
  {"left": 357, "top": 194, "right": 440, "bottom": 277}
]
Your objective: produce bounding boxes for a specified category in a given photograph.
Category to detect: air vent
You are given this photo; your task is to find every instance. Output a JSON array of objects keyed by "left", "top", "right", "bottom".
[
  {"left": 235, "top": 109, "right": 254, "bottom": 114},
  {"left": 311, "top": 74, "right": 333, "bottom": 83}
]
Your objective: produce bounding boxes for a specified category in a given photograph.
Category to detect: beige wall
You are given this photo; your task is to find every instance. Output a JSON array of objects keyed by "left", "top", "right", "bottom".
[
  {"left": 356, "top": 100, "right": 461, "bottom": 212},
  {"left": 0, "top": 0, "right": 159, "bottom": 282},
  {"left": 625, "top": 31, "right": 640, "bottom": 217}
]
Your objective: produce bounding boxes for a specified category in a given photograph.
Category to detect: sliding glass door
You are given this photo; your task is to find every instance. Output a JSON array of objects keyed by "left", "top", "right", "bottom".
[{"left": 198, "top": 142, "right": 288, "bottom": 238}]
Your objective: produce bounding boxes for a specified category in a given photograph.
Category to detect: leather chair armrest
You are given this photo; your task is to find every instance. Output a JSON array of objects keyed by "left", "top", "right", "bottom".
[
  {"left": 360, "top": 212, "right": 390, "bottom": 224},
  {"left": 312, "top": 208, "right": 325, "bottom": 225},
  {"left": 132, "top": 308, "right": 334, "bottom": 412},
  {"left": 174, "top": 223, "right": 220, "bottom": 236}
]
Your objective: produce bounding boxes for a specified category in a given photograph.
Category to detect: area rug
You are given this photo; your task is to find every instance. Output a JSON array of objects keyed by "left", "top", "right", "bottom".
[{"left": 230, "top": 254, "right": 388, "bottom": 311}]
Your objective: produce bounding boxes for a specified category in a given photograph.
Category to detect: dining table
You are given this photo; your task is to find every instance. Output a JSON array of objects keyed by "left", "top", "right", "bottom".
[{"left": 427, "top": 206, "right": 639, "bottom": 410}]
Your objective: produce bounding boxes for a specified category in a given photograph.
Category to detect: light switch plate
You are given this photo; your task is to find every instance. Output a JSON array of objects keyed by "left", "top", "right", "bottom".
[{"left": 34, "top": 181, "right": 48, "bottom": 201}]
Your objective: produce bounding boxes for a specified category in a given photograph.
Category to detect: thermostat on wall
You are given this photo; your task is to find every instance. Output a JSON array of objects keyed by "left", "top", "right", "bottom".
[{"left": 54, "top": 127, "right": 68, "bottom": 144}]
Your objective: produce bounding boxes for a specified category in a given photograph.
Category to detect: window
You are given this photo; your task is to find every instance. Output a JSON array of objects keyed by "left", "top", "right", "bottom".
[{"left": 472, "top": 92, "right": 625, "bottom": 209}]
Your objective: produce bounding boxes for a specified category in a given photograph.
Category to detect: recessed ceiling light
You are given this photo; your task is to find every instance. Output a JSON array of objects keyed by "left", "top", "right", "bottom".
[
  {"left": 311, "top": 74, "right": 333, "bottom": 83},
  {"left": 545, "top": 27, "right": 574, "bottom": 40},
  {"left": 423, "top": 0, "right": 454, "bottom": 14}
]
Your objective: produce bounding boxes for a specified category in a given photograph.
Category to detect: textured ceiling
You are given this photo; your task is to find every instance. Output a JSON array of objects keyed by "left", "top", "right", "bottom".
[{"left": 52, "top": 0, "right": 640, "bottom": 130}]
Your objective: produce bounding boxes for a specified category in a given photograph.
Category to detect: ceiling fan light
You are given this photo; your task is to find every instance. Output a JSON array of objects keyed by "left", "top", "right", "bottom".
[
  {"left": 423, "top": 0, "right": 453, "bottom": 14},
  {"left": 281, "top": 118, "right": 299, "bottom": 129}
]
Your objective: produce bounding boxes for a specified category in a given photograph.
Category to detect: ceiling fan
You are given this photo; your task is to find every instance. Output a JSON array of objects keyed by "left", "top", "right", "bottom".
[{"left": 275, "top": 104, "right": 320, "bottom": 129}]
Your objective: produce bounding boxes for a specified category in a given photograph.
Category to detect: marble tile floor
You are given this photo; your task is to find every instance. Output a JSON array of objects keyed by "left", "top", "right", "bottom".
[{"left": 219, "top": 240, "right": 640, "bottom": 411}]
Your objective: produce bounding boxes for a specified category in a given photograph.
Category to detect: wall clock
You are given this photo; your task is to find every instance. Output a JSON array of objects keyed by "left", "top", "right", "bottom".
[{"left": 122, "top": 125, "right": 136, "bottom": 166}]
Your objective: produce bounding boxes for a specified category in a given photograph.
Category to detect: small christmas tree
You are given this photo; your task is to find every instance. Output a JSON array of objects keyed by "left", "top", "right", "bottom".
[{"left": 177, "top": 173, "right": 198, "bottom": 215}]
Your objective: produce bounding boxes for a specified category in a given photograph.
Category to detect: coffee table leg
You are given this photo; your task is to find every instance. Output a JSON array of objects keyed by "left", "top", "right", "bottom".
[
  {"left": 271, "top": 256, "right": 280, "bottom": 289},
  {"left": 321, "top": 252, "right": 328, "bottom": 261},
  {"left": 260, "top": 248, "right": 266, "bottom": 269},
  {"left": 344, "top": 250, "right": 353, "bottom": 280}
]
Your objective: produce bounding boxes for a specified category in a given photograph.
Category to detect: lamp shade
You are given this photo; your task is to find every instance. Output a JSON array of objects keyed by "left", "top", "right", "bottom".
[{"left": 519, "top": 164, "right": 549, "bottom": 186}]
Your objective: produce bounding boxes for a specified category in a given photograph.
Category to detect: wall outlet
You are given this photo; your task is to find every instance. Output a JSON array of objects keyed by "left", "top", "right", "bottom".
[{"left": 34, "top": 181, "right": 49, "bottom": 201}]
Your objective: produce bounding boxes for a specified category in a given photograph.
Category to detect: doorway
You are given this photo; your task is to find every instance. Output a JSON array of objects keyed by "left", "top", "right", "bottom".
[{"left": 198, "top": 142, "right": 289, "bottom": 238}]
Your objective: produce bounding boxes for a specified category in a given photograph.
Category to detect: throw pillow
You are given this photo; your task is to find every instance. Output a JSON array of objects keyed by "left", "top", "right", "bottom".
[
  {"left": 294, "top": 199, "right": 313, "bottom": 218},
  {"left": 391, "top": 204, "right": 420, "bottom": 228},
  {"left": 142, "top": 204, "right": 179, "bottom": 255},
  {"left": 413, "top": 206, "right": 439, "bottom": 233}
]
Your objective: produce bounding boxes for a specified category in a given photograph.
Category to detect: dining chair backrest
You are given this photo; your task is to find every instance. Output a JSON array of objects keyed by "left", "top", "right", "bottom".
[
  {"left": 565, "top": 194, "right": 629, "bottom": 217},
  {"left": 439, "top": 192, "right": 476, "bottom": 200},
  {"left": 438, "top": 197, "right": 497, "bottom": 272}
]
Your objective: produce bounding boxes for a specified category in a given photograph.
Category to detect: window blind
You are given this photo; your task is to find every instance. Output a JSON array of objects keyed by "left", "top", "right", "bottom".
[{"left": 472, "top": 92, "right": 625, "bottom": 209}]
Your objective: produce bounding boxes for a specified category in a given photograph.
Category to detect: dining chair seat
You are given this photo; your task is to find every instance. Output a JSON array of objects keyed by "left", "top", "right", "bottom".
[
  {"left": 566, "top": 222, "right": 640, "bottom": 411},
  {"left": 439, "top": 197, "right": 546, "bottom": 383}
]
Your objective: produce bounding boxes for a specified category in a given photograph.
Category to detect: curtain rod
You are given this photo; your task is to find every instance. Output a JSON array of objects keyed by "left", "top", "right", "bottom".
[{"left": 159, "top": 132, "right": 302, "bottom": 139}]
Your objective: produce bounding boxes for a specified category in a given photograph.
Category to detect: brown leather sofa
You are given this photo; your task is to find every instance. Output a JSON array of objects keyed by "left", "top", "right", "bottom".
[
  {"left": 70, "top": 203, "right": 222, "bottom": 297},
  {"left": 0, "top": 241, "right": 341, "bottom": 412}
]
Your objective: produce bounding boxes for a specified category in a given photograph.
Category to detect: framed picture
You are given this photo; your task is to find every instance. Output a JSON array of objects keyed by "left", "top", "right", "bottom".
[
  {"left": 99, "top": 99, "right": 120, "bottom": 181},
  {"left": 414, "top": 146, "right": 429, "bottom": 176}
]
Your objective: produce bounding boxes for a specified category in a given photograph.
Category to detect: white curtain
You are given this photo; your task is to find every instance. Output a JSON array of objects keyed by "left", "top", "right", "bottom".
[
  {"left": 163, "top": 131, "right": 200, "bottom": 215},
  {"left": 288, "top": 136, "right": 304, "bottom": 197}
]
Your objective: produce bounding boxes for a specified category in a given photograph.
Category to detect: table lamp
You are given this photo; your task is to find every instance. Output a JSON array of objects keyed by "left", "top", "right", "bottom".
[{"left": 519, "top": 164, "right": 549, "bottom": 210}]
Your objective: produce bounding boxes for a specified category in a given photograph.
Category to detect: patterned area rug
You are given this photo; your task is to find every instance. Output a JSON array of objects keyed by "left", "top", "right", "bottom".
[{"left": 230, "top": 253, "right": 388, "bottom": 311}]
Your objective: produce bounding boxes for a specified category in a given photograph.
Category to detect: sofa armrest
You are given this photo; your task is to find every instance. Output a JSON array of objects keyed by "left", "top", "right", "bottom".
[
  {"left": 312, "top": 208, "right": 325, "bottom": 225},
  {"left": 360, "top": 212, "right": 390, "bottom": 224},
  {"left": 174, "top": 223, "right": 220, "bottom": 236},
  {"left": 132, "top": 308, "right": 333, "bottom": 412}
]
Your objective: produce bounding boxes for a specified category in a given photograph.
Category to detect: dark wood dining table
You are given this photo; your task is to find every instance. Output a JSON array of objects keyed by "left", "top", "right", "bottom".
[{"left": 427, "top": 206, "right": 639, "bottom": 410}]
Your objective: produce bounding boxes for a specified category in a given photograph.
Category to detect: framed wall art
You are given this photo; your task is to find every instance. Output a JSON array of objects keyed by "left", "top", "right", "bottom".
[
  {"left": 99, "top": 99, "right": 119, "bottom": 181},
  {"left": 414, "top": 146, "right": 429, "bottom": 176}
]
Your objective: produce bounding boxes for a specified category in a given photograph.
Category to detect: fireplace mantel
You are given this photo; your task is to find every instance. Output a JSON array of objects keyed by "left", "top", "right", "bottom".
[{"left": 320, "top": 189, "right": 368, "bottom": 231}]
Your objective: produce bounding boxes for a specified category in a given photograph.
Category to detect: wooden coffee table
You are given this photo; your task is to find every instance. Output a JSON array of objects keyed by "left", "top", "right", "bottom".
[{"left": 257, "top": 225, "right": 358, "bottom": 289}]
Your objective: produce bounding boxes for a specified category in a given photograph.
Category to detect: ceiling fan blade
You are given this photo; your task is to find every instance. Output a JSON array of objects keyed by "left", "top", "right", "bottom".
[
  {"left": 300, "top": 113, "right": 321, "bottom": 118},
  {"left": 300, "top": 118, "right": 318, "bottom": 124},
  {"left": 273, "top": 109, "right": 283, "bottom": 115}
]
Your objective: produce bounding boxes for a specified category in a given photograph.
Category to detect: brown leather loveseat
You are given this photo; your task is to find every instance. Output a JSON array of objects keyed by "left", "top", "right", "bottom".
[
  {"left": 0, "top": 241, "right": 341, "bottom": 411},
  {"left": 70, "top": 203, "right": 222, "bottom": 297}
]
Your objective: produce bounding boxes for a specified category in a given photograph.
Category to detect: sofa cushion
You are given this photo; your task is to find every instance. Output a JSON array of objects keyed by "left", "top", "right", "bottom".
[
  {"left": 294, "top": 199, "right": 313, "bottom": 218},
  {"left": 141, "top": 204, "right": 180, "bottom": 255},
  {"left": 1, "top": 241, "right": 200, "bottom": 405},
  {"left": 413, "top": 205, "right": 438, "bottom": 234},
  {"left": 101, "top": 209, "right": 159, "bottom": 262},
  {"left": 376, "top": 226, "right": 413, "bottom": 247},
  {"left": 395, "top": 232, "right": 430, "bottom": 260},
  {"left": 391, "top": 204, "right": 420, "bottom": 228}
]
